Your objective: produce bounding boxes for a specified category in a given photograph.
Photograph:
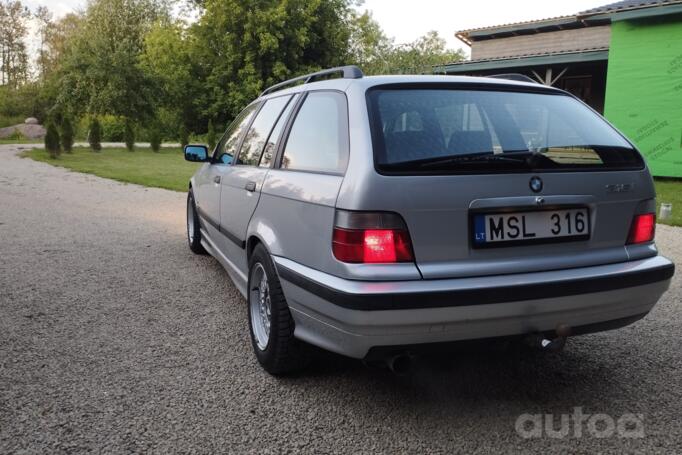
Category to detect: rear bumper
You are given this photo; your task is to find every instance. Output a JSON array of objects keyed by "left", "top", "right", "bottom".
[{"left": 273, "top": 255, "right": 674, "bottom": 359}]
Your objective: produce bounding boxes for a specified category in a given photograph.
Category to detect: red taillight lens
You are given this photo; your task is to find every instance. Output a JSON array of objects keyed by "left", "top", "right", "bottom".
[
  {"left": 627, "top": 213, "right": 655, "bottom": 244},
  {"left": 333, "top": 227, "right": 414, "bottom": 263}
]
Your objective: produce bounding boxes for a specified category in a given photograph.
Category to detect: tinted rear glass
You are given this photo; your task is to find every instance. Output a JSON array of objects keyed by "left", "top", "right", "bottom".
[{"left": 367, "top": 88, "right": 644, "bottom": 173}]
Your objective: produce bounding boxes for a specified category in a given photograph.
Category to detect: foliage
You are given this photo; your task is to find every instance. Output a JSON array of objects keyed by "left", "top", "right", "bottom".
[
  {"left": 179, "top": 125, "right": 189, "bottom": 148},
  {"left": 139, "top": 20, "right": 201, "bottom": 135},
  {"left": 44, "top": 121, "right": 60, "bottom": 158},
  {"left": 23, "top": 146, "right": 200, "bottom": 192},
  {"left": 148, "top": 122, "right": 162, "bottom": 152},
  {"left": 0, "top": 0, "right": 31, "bottom": 87},
  {"left": 57, "top": 0, "right": 170, "bottom": 120},
  {"left": 124, "top": 117, "right": 135, "bottom": 151},
  {"left": 348, "top": 10, "right": 393, "bottom": 75},
  {"left": 206, "top": 119, "right": 216, "bottom": 150},
  {"left": 60, "top": 116, "right": 74, "bottom": 152},
  {"left": 1, "top": 0, "right": 466, "bottom": 145},
  {"left": 192, "top": 0, "right": 354, "bottom": 125},
  {"left": 88, "top": 117, "right": 102, "bottom": 151},
  {"left": 348, "top": 11, "right": 464, "bottom": 75}
]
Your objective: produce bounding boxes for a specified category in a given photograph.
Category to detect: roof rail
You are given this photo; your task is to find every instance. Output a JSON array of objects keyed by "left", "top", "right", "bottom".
[
  {"left": 260, "top": 65, "right": 364, "bottom": 97},
  {"left": 486, "top": 73, "right": 538, "bottom": 84}
]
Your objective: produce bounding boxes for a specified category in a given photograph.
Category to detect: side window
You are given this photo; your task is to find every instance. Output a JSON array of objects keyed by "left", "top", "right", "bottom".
[
  {"left": 215, "top": 103, "right": 258, "bottom": 165},
  {"left": 260, "top": 94, "right": 299, "bottom": 168},
  {"left": 281, "top": 91, "right": 348, "bottom": 173},
  {"left": 237, "top": 95, "right": 292, "bottom": 166}
]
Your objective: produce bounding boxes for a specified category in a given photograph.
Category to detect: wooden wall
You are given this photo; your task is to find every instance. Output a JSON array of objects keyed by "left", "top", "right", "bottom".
[{"left": 471, "top": 26, "right": 612, "bottom": 60}]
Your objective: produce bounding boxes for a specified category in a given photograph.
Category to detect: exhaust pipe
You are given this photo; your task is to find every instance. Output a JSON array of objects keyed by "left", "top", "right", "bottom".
[
  {"left": 526, "top": 324, "right": 571, "bottom": 352},
  {"left": 386, "top": 354, "right": 412, "bottom": 375}
]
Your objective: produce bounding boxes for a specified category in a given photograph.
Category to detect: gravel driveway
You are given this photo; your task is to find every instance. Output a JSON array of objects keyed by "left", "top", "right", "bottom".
[{"left": 1, "top": 144, "right": 680, "bottom": 453}]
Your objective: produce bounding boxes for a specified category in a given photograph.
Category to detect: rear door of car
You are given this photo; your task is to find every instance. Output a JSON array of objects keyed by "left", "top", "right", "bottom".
[
  {"left": 355, "top": 84, "right": 654, "bottom": 280},
  {"left": 218, "top": 94, "right": 297, "bottom": 272}
]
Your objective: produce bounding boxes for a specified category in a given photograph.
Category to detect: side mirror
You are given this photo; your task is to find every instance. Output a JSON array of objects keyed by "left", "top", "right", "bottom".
[{"left": 184, "top": 144, "right": 209, "bottom": 162}]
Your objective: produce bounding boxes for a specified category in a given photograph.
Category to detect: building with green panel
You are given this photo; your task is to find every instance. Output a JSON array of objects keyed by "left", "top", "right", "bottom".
[{"left": 437, "top": 0, "right": 682, "bottom": 177}]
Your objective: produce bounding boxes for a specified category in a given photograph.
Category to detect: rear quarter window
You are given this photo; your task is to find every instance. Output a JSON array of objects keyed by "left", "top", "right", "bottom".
[{"left": 280, "top": 91, "right": 349, "bottom": 174}]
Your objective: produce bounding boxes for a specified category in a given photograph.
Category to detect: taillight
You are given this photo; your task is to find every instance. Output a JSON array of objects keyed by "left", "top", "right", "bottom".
[
  {"left": 332, "top": 211, "right": 414, "bottom": 263},
  {"left": 627, "top": 213, "right": 655, "bottom": 244}
]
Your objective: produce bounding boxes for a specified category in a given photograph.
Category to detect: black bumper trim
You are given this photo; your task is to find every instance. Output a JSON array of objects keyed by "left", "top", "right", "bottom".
[{"left": 276, "top": 262, "right": 674, "bottom": 311}]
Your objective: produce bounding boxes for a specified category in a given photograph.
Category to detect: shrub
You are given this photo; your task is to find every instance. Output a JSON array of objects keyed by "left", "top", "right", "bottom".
[
  {"left": 44, "top": 122, "right": 61, "bottom": 159},
  {"left": 149, "top": 125, "right": 162, "bottom": 152},
  {"left": 60, "top": 117, "right": 74, "bottom": 153},
  {"left": 124, "top": 118, "right": 135, "bottom": 151},
  {"left": 179, "top": 125, "right": 189, "bottom": 149},
  {"left": 88, "top": 117, "right": 102, "bottom": 152},
  {"left": 207, "top": 119, "right": 216, "bottom": 151},
  {"left": 100, "top": 115, "right": 126, "bottom": 141}
]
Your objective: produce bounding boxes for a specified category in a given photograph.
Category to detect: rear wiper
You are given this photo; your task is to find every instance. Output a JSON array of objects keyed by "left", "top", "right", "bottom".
[{"left": 418, "top": 150, "right": 550, "bottom": 169}]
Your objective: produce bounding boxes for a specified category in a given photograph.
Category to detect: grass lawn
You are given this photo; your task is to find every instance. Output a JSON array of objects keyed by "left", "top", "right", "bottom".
[
  {"left": 20, "top": 146, "right": 682, "bottom": 227},
  {"left": 22, "top": 146, "right": 200, "bottom": 192}
]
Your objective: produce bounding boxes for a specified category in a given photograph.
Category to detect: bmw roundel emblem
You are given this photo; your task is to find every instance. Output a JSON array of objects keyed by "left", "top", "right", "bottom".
[{"left": 529, "top": 176, "right": 543, "bottom": 193}]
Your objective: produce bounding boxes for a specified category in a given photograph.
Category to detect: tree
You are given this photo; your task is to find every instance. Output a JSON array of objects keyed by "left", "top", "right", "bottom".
[
  {"left": 192, "top": 0, "right": 354, "bottom": 125},
  {"left": 347, "top": 11, "right": 465, "bottom": 75},
  {"left": 348, "top": 10, "right": 392, "bottom": 75},
  {"left": 60, "top": 116, "right": 74, "bottom": 153},
  {"left": 179, "top": 125, "right": 189, "bottom": 148},
  {"left": 88, "top": 117, "right": 102, "bottom": 152},
  {"left": 57, "top": 0, "right": 170, "bottom": 121},
  {"left": 139, "top": 20, "right": 202, "bottom": 135},
  {"left": 0, "top": 0, "right": 31, "bottom": 87},
  {"left": 44, "top": 121, "right": 60, "bottom": 158},
  {"left": 385, "top": 31, "right": 466, "bottom": 75},
  {"left": 149, "top": 122, "right": 162, "bottom": 152},
  {"left": 124, "top": 118, "right": 135, "bottom": 151},
  {"left": 34, "top": 5, "right": 52, "bottom": 79},
  {"left": 206, "top": 119, "right": 216, "bottom": 151}
]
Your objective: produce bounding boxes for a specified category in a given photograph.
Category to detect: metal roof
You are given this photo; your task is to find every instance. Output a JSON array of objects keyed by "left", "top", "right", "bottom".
[
  {"left": 436, "top": 48, "right": 609, "bottom": 74},
  {"left": 579, "top": 0, "right": 679, "bottom": 15},
  {"left": 456, "top": 0, "right": 682, "bottom": 44}
]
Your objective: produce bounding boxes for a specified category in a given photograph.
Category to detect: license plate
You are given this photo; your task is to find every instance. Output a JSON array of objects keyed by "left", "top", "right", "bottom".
[{"left": 473, "top": 208, "right": 590, "bottom": 246}]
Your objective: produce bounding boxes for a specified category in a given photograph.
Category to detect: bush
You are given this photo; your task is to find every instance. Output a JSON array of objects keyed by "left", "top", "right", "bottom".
[
  {"left": 124, "top": 118, "right": 135, "bottom": 151},
  {"left": 207, "top": 119, "right": 216, "bottom": 151},
  {"left": 0, "top": 114, "right": 24, "bottom": 128},
  {"left": 88, "top": 117, "right": 102, "bottom": 152},
  {"left": 45, "top": 122, "right": 61, "bottom": 158},
  {"left": 100, "top": 115, "right": 127, "bottom": 142},
  {"left": 60, "top": 117, "right": 74, "bottom": 153},
  {"left": 149, "top": 125, "right": 162, "bottom": 152},
  {"left": 179, "top": 125, "right": 189, "bottom": 149}
]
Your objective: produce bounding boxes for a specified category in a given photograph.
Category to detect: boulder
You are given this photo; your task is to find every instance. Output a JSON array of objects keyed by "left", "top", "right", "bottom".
[
  {"left": 24, "top": 117, "right": 39, "bottom": 125},
  {"left": 17, "top": 124, "right": 46, "bottom": 139},
  {"left": 0, "top": 123, "right": 46, "bottom": 139}
]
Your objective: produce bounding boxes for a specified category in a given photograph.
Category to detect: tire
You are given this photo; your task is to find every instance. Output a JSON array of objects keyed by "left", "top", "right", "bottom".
[
  {"left": 247, "top": 244, "right": 310, "bottom": 375},
  {"left": 187, "top": 190, "right": 207, "bottom": 255}
]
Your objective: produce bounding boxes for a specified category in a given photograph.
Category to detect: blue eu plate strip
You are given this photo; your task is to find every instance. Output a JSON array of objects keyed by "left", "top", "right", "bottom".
[{"left": 474, "top": 215, "right": 486, "bottom": 244}]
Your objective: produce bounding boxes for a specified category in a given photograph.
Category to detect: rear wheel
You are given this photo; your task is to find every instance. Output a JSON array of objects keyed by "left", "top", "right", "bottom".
[
  {"left": 248, "top": 244, "right": 310, "bottom": 375},
  {"left": 187, "top": 190, "right": 207, "bottom": 255}
]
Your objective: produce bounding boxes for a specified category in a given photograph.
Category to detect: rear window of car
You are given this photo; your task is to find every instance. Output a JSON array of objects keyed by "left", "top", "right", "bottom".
[{"left": 367, "top": 87, "right": 644, "bottom": 174}]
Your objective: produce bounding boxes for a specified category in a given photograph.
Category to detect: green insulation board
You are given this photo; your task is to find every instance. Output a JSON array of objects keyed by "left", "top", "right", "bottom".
[{"left": 604, "top": 17, "right": 682, "bottom": 177}]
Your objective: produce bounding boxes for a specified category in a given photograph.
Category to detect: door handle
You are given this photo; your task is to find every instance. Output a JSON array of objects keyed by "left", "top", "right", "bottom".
[
  {"left": 213, "top": 175, "right": 221, "bottom": 184},
  {"left": 245, "top": 181, "right": 257, "bottom": 192}
]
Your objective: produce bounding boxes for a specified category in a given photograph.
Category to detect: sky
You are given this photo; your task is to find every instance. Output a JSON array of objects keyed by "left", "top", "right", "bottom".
[{"left": 23, "top": 0, "right": 607, "bottom": 50}]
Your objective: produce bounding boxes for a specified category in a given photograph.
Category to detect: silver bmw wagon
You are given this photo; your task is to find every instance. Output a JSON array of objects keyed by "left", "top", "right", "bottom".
[{"left": 184, "top": 66, "right": 674, "bottom": 374}]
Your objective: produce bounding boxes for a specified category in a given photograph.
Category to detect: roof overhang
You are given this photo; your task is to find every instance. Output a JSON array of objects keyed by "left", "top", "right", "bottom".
[
  {"left": 583, "top": 2, "right": 682, "bottom": 21},
  {"left": 435, "top": 49, "right": 609, "bottom": 74}
]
